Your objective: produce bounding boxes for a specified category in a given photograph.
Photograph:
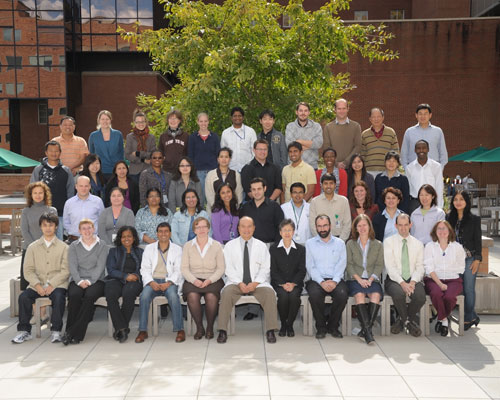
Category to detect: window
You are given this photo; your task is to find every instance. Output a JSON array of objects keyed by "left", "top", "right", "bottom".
[
  {"left": 17, "top": 83, "right": 24, "bottom": 94},
  {"left": 58, "top": 55, "right": 65, "bottom": 71},
  {"left": 38, "top": 103, "right": 48, "bottom": 124},
  {"left": 29, "top": 56, "right": 38, "bottom": 65},
  {"left": 282, "top": 13, "right": 292, "bottom": 28},
  {"left": 354, "top": 11, "right": 368, "bottom": 21},
  {"left": 59, "top": 107, "right": 67, "bottom": 115},
  {"left": 5, "top": 83, "right": 15, "bottom": 95},
  {"left": 3, "top": 28, "right": 13, "bottom": 41},
  {"left": 6, "top": 56, "right": 22, "bottom": 70},
  {"left": 14, "top": 29, "right": 21, "bottom": 41},
  {"left": 0, "top": 84, "right": 2, "bottom": 94},
  {"left": 390, "top": 10, "right": 405, "bottom": 20},
  {"left": 40, "top": 55, "right": 53, "bottom": 71}
]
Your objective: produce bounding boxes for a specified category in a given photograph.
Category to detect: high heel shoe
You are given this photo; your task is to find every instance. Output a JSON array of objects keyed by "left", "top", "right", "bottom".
[{"left": 464, "top": 317, "right": 480, "bottom": 331}]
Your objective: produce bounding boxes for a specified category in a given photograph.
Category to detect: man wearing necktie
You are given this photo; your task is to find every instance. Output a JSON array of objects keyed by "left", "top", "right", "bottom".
[
  {"left": 217, "top": 216, "right": 278, "bottom": 344},
  {"left": 383, "top": 213, "right": 426, "bottom": 336}
]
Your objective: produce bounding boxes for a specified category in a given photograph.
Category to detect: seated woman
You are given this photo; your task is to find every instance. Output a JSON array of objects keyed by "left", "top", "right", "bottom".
[
  {"left": 171, "top": 189, "right": 210, "bottom": 246},
  {"left": 104, "top": 161, "right": 140, "bottom": 214},
  {"left": 314, "top": 147, "right": 348, "bottom": 197},
  {"left": 168, "top": 156, "right": 202, "bottom": 213},
  {"left": 80, "top": 154, "right": 106, "bottom": 199},
  {"left": 372, "top": 187, "right": 404, "bottom": 241},
  {"left": 270, "top": 219, "right": 306, "bottom": 337},
  {"left": 135, "top": 188, "right": 173, "bottom": 245},
  {"left": 205, "top": 147, "right": 244, "bottom": 211},
  {"left": 424, "top": 220, "right": 465, "bottom": 336},
  {"left": 98, "top": 187, "right": 135, "bottom": 245},
  {"left": 63, "top": 219, "right": 109, "bottom": 345},
  {"left": 104, "top": 226, "right": 143, "bottom": 343},
  {"left": 346, "top": 153, "right": 375, "bottom": 200},
  {"left": 181, "top": 217, "right": 225, "bottom": 339},
  {"left": 349, "top": 181, "right": 379, "bottom": 221},
  {"left": 374, "top": 151, "right": 409, "bottom": 213},
  {"left": 211, "top": 183, "right": 239, "bottom": 244},
  {"left": 411, "top": 184, "right": 445, "bottom": 245},
  {"left": 346, "top": 214, "right": 384, "bottom": 345}
]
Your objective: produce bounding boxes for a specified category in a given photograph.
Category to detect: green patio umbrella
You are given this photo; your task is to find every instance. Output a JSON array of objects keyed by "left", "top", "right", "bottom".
[
  {"left": 449, "top": 146, "right": 489, "bottom": 161},
  {"left": 0, "top": 148, "right": 40, "bottom": 169},
  {"left": 465, "top": 147, "right": 500, "bottom": 163}
]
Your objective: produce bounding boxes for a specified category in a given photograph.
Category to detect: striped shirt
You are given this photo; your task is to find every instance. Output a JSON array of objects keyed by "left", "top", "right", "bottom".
[
  {"left": 360, "top": 125, "right": 399, "bottom": 172},
  {"left": 53, "top": 134, "right": 89, "bottom": 174}
]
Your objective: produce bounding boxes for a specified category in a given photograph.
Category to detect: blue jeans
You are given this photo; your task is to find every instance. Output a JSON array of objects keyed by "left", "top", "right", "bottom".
[
  {"left": 138, "top": 279, "right": 183, "bottom": 332},
  {"left": 197, "top": 170, "right": 208, "bottom": 206},
  {"left": 56, "top": 219, "right": 64, "bottom": 240},
  {"left": 463, "top": 256, "right": 478, "bottom": 322}
]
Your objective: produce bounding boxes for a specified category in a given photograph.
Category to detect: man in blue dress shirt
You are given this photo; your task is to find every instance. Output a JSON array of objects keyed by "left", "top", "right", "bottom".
[{"left": 305, "top": 214, "right": 349, "bottom": 339}]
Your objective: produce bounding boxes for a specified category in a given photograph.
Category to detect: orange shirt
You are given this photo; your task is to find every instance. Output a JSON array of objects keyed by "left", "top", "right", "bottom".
[{"left": 53, "top": 134, "right": 89, "bottom": 174}]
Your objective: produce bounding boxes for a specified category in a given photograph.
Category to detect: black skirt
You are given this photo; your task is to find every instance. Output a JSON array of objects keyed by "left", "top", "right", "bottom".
[
  {"left": 182, "top": 278, "right": 225, "bottom": 300},
  {"left": 347, "top": 279, "right": 384, "bottom": 299}
]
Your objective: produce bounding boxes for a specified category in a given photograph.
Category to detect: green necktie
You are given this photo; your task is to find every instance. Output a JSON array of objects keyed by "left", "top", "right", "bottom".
[{"left": 401, "top": 238, "right": 410, "bottom": 281}]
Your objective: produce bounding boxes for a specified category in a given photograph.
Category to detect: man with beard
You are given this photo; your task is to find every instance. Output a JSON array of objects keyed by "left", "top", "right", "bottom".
[{"left": 305, "top": 214, "right": 348, "bottom": 339}]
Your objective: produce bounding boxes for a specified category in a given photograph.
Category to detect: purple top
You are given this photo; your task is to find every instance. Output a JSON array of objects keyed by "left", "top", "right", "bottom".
[
  {"left": 123, "top": 183, "right": 132, "bottom": 211},
  {"left": 211, "top": 209, "right": 239, "bottom": 244}
]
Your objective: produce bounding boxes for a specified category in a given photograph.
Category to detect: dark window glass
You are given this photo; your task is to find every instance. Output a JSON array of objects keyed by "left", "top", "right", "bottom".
[
  {"left": 38, "top": 103, "right": 48, "bottom": 124},
  {"left": 6, "top": 55, "right": 22, "bottom": 70},
  {"left": 59, "top": 107, "right": 67, "bottom": 115}
]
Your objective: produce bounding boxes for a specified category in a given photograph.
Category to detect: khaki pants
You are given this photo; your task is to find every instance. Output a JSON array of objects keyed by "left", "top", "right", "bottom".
[{"left": 218, "top": 284, "right": 278, "bottom": 331}]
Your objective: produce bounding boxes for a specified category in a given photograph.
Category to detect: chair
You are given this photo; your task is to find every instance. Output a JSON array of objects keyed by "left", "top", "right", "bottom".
[
  {"left": 10, "top": 209, "right": 23, "bottom": 256},
  {"left": 305, "top": 297, "right": 348, "bottom": 337},
  {"left": 424, "top": 295, "right": 464, "bottom": 336},
  {"left": 478, "top": 197, "right": 495, "bottom": 236},
  {"left": 9, "top": 278, "right": 21, "bottom": 317},
  {"left": 383, "top": 295, "right": 426, "bottom": 336},
  {"left": 34, "top": 297, "right": 52, "bottom": 338},
  {"left": 345, "top": 296, "right": 386, "bottom": 336},
  {"left": 486, "top": 184, "right": 499, "bottom": 205}
]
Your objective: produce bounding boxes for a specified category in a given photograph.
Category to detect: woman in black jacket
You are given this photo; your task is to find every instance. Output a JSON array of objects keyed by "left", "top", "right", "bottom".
[
  {"left": 104, "top": 161, "right": 140, "bottom": 214},
  {"left": 446, "top": 190, "right": 482, "bottom": 331},
  {"left": 105, "top": 226, "right": 143, "bottom": 342},
  {"left": 270, "top": 219, "right": 306, "bottom": 337}
]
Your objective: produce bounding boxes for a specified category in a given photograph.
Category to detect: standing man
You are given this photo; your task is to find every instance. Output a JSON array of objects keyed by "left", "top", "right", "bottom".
[
  {"left": 53, "top": 116, "right": 89, "bottom": 176},
  {"left": 30, "top": 140, "right": 75, "bottom": 239},
  {"left": 309, "top": 174, "right": 351, "bottom": 241},
  {"left": 241, "top": 139, "right": 282, "bottom": 202},
  {"left": 136, "top": 222, "right": 185, "bottom": 343},
  {"left": 12, "top": 212, "right": 69, "bottom": 344},
  {"left": 285, "top": 102, "right": 323, "bottom": 169},
  {"left": 401, "top": 104, "right": 448, "bottom": 169},
  {"left": 221, "top": 107, "right": 257, "bottom": 172},
  {"left": 258, "top": 109, "right": 288, "bottom": 170},
  {"left": 306, "top": 214, "right": 349, "bottom": 338},
  {"left": 406, "top": 140, "right": 444, "bottom": 212},
  {"left": 361, "top": 107, "right": 399, "bottom": 176},
  {"left": 384, "top": 214, "right": 425, "bottom": 337},
  {"left": 63, "top": 176, "right": 104, "bottom": 242},
  {"left": 217, "top": 216, "right": 278, "bottom": 344},
  {"left": 281, "top": 182, "right": 312, "bottom": 245},
  {"left": 281, "top": 142, "right": 316, "bottom": 203},
  {"left": 240, "top": 178, "right": 284, "bottom": 245},
  {"left": 321, "top": 99, "right": 361, "bottom": 169}
]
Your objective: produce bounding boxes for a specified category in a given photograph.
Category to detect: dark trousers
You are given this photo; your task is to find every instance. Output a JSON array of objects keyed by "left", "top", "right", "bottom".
[
  {"left": 424, "top": 277, "right": 463, "bottom": 321},
  {"left": 385, "top": 278, "right": 426, "bottom": 324},
  {"left": 105, "top": 279, "right": 142, "bottom": 331},
  {"left": 408, "top": 197, "right": 420, "bottom": 216},
  {"left": 306, "top": 280, "right": 348, "bottom": 331},
  {"left": 66, "top": 281, "right": 105, "bottom": 341},
  {"left": 275, "top": 286, "right": 302, "bottom": 326},
  {"left": 20, "top": 249, "right": 28, "bottom": 290},
  {"left": 17, "top": 288, "right": 67, "bottom": 333}
]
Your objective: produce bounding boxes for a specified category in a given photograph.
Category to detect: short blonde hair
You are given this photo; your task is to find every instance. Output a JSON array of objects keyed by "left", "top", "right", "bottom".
[
  {"left": 96, "top": 110, "right": 113, "bottom": 129},
  {"left": 78, "top": 218, "right": 94, "bottom": 229},
  {"left": 193, "top": 216, "right": 210, "bottom": 231}
]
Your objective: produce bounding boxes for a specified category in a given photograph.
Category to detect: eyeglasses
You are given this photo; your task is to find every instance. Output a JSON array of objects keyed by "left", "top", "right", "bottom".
[
  {"left": 135, "top": 120, "right": 146, "bottom": 124},
  {"left": 179, "top": 164, "right": 191, "bottom": 168}
]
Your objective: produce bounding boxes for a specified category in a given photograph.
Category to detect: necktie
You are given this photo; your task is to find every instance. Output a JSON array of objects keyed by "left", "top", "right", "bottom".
[
  {"left": 243, "top": 241, "right": 251, "bottom": 284},
  {"left": 401, "top": 238, "right": 410, "bottom": 281}
]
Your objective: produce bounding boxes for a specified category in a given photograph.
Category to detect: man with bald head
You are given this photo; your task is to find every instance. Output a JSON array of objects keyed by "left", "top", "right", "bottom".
[
  {"left": 321, "top": 99, "right": 362, "bottom": 169},
  {"left": 63, "top": 175, "right": 104, "bottom": 243},
  {"left": 217, "top": 216, "right": 278, "bottom": 344}
]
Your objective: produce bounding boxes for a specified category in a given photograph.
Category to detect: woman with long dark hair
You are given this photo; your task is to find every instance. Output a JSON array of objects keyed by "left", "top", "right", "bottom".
[
  {"left": 446, "top": 190, "right": 482, "bottom": 331},
  {"left": 104, "top": 226, "right": 143, "bottom": 342},
  {"left": 171, "top": 189, "right": 209, "bottom": 246},
  {"left": 104, "top": 160, "right": 140, "bottom": 214},
  {"left": 168, "top": 156, "right": 202, "bottom": 213},
  {"left": 211, "top": 183, "right": 239, "bottom": 244},
  {"left": 80, "top": 154, "right": 106, "bottom": 199},
  {"left": 346, "top": 153, "right": 375, "bottom": 200},
  {"left": 135, "top": 187, "right": 172, "bottom": 245}
]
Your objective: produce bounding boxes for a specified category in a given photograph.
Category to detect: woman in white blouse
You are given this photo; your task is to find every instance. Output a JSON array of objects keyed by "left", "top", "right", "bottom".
[{"left": 424, "top": 220, "right": 465, "bottom": 336}]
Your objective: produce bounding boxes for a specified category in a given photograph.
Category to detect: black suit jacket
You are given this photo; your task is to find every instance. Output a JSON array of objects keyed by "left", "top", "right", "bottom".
[{"left": 269, "top": 242, "right": 306, "bottom": 290}]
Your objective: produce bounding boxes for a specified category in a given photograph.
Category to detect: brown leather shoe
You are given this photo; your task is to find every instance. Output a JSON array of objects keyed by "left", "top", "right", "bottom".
[
  {"left": 135, "top": 331, "right": 148, "bottom": 343},
  {"left": 175, "top": 330, "right": 186, "bottom": 343}
]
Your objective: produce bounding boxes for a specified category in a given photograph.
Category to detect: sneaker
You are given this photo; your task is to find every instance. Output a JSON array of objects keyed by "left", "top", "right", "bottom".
[
  {"left": 11, "top": 331, "right": 32, "bottom": 344},
  {"left": 50, "top": 331, "right": 62, "bottom": 343},
  {"left": 406, "top": 320, "right": 422, "bottom": 337}
]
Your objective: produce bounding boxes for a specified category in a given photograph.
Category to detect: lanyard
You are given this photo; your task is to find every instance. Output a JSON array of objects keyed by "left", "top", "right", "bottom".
[
  {"left": 153, "top": 170, "right": 167, "bottom": 192},
  {"left": 233, "top": 125, "right": 245, "bottom": 141},
  {"left": 291, "top": 202, "right": 304, "bottom": 227},
  {"left": 159, "top": 247, "right": 169, "bottom": 266}
]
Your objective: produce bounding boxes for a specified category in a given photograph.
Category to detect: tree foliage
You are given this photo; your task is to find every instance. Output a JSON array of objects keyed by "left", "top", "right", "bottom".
[{"left": 119, "top": 0, "right": 397, "bottom": 136}]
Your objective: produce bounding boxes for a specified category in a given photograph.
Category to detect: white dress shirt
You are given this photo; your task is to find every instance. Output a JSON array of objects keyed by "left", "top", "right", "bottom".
[
  {"left": 405, "top": 158, "right": 444, "bottom": 208},
  {"left": 384, "top": 233, "right": 425, "bottom": 283},
  {"left": 220, "top": 124, "right": 257, "bottom": 172},
  {"left": 281, "top": 200, "right": 312, "bottom": 245},
  {"left": 424, "top": 241, "right": 466, "bottom": 280}
]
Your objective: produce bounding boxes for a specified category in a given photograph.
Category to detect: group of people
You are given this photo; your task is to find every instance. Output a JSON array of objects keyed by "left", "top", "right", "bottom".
[{"left": 12, "top": 99, "right": 482, "bottom": 347}]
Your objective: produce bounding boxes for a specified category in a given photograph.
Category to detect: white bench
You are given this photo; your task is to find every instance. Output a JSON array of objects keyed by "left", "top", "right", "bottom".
[{"left": 423, "top": 294, "right": 464, "bottom": 336}]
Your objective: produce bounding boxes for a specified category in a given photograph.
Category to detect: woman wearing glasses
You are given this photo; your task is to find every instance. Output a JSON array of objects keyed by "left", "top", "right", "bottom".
[{"left": 168, "top": 157, "right": 202, "bottom": 213}]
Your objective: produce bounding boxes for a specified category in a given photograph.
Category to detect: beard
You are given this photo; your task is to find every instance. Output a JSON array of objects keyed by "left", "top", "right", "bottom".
[{"left": 318, "top": 229, "right": 331, "bottom": 239}]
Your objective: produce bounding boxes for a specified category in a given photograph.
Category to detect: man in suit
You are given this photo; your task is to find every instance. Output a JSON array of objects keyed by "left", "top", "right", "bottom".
[
  {"left": 384, "top": 213, "right": 426, "bottom": 336},
  {"left": 217, "top": 216, "right": 278, "bottom": 344}
]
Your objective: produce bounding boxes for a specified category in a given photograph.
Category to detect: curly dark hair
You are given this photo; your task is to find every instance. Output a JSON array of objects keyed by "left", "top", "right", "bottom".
[
  {"left": 114, "top": 225, "right": 140, "bottom": 248},
  {"left": 212, "top": 183, "right": 239, "bottom": 216}
]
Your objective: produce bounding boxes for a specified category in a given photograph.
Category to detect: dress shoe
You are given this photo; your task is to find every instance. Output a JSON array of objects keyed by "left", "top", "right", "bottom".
[
  {"left": 217, "top": 330, "right": 227, "bottom": 344},
  {"left": 391, "top": 317, "right": 404, "bottom": 334},
  {"left": 440, "top": 325, "right": 449, "bottom": 337},
  {"left": 464, "top": 317, "right": 480, "bottom": 331},
  {"left": 205, "top": 329, "right": 214, "bottom": 339},
  {"left": 194, "top": 327, "right": 205, "bottom": 340},
  {"left": 113, "top": 330, "right": 120, "bottom": 341},
  {"left": 315, "top": 329, "right": 327, "bottom": 339},
  {"left": 406, "top": 320, "right": 422, "bottom": 337},
  {"left": 135, "top": 331, "right": 148, "bottom": 343},
  {"left": 266, "top": 330, "right": 276, "bottom": 343},
  {"left": 69, "top": 338, "right": 81, "bottom": 345},
  {"left": 329, "top": 328, "right": 343, "bottom": 338},
  {"left": 61, "top": 333, "right": 71, "bottom": 346},
  {"left": 435, "top": 321, "right": 442, "bottom": 333},
  {"left": 278, "top": 325, "right": 287, "bottom": 337},
  {"left": 287, "top": 326, "right": 295, "bottom": 337},
  {"left": 243, "top": 312, "right": 258, "bottom": 320},
  {"left": 175, "top": 330, "right": 186, "bottom": 343},
  {"left": 118, "top": 329, "right": 128, "bottom": 343}
]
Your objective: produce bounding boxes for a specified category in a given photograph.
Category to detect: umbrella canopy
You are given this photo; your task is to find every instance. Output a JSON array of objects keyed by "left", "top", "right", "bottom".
[
  {"left": 465, "top": 147, "right": 500, "bottom": 163},
  {"left": 0, "top": 148, "right": 40, "bottom": 169},
  {"left": 449, "top": 146, "right": 490, "bottom": 161}
]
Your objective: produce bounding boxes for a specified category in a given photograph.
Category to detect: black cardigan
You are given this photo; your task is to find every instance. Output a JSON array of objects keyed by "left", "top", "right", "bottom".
[
  {"left": 372, "top": 212, "right": 387, "bottom": 242},
  {"left": 446, "top": 213, "right": 482, "bottom": 261},
  {"left": 104, "top": 177, "right": 140, "bottom": 214},
  {"left": 269, "top": 242, "right": 306, "bottom": 290}
]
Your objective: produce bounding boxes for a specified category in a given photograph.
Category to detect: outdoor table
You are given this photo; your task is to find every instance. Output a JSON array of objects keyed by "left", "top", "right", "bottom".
[{"left": 484, "top": 206, "right": 500, "bottom": 236}]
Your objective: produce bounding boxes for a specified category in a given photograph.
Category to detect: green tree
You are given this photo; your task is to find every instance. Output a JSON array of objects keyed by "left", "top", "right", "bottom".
[{"left": 120, "top": 0, "right": 397, "bottom": 136}]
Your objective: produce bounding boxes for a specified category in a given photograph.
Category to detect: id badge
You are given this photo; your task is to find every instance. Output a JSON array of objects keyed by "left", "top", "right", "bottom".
[
  {"left": 230, "top": 231, "right": 236, "bottom": 239},
  {"left": 163, "top": 194, "right": 168, "bottom": 204},
  {"left": 335, "top": 219, "right": 340, "bottom": 229},
  {"left": 112, "top": 233, "right": 117, "bottom": 242},
  {"left": 294, "top": 233, "right": 300, "bottom": 241}
]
